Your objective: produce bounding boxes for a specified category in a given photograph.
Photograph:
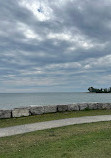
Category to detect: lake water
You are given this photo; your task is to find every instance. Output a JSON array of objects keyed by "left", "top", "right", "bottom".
[{"left": 0, "top": 92, "right": 111, "bottom": 109}]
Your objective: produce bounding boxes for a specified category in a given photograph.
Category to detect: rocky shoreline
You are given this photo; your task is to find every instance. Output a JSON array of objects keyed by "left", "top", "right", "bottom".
[{"left": 0, "top": 103, "right": 111, "bottom": 119}]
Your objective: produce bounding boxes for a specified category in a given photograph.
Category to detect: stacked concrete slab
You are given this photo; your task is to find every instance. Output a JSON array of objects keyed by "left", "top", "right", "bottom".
[
  {"left": 102, "top": 103, "right": 111, "bottom": 109},
  {"left": 44, "top": 105, "right": 57, "bottom": 113},
  {"left": 0, "top": 103, "right": 111, "bottom": 119},
  {"left": 68, "top": 104, "right": 79, "bottom": 111},
  {"left": 0, "top": 110, "right": 11, "bottom": 119},
  {"left": 30, "top": 106, "right": 44, "bottom": 115},
  {"left": 57, "top": 105, "right": 68, "bottom": 112},
  {"left": 12, "top": 107, "right": 30, "bottom": 118}
]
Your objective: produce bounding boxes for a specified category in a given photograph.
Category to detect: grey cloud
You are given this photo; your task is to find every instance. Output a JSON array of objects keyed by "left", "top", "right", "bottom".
[
  {"left": 49, "top": 0, "right": 111, "bottom": 41},
  {"left": 0, "top": 0, "right": 111, "bottom": 92}
]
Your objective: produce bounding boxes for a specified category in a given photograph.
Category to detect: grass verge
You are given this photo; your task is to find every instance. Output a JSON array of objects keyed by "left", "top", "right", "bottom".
[
  {"left": 0, "top": 121, "right": 111, "bottom": 158},
  {"left": 0, "top": 109, "right": 111, "bottom": 128}
]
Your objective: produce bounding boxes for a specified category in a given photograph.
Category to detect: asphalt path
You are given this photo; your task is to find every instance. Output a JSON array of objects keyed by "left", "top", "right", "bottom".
[{"left": 0, "top": 115, "right": 111, "bottom": 137}]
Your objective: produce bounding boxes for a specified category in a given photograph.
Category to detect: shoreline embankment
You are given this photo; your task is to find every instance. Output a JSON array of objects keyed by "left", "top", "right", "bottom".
[{"left": 0, "top": 103, "right": 111, "bottom": 119}]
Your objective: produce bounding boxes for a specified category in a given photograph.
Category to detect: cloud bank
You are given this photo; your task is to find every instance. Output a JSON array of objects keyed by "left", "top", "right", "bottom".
[{"left": 0, "top": 0, "right": 111, "bottom": 92}]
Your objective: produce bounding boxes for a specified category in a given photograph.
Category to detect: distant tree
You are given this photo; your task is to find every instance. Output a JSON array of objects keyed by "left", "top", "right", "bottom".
[
  {"left": 108, "top": 87, "right": 111, "bottom": 92},
  {"left": 88, "top": 87, "right": 94, "bottom": 92},
  {"left": 104, "top": 88, "right": 108, "bottom": 93},
  {"left": 88, "top": 87, "right": 111, "bottom": 93}
]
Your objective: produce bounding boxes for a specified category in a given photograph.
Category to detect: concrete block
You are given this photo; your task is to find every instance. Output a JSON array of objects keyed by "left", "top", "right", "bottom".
[
  {"left": 78, "top": 103, "right": 88, "bottom": 110},
  {"left": 88, "top": 103, "right": 98, "bottom": 110},
  {"left": 30, "top": 106, "right": 44, "bottom": 115},
  {"left": 12, "top": 108, "right": 30, "bottom": 117},
  {"left": 44, "top": 105, "right": 57, "bottom": 113},
  {"left": 0, "top": 110, "right": 12, "bottom": 119},
  {"left": 97, "top": 103, "right": 104, "bottom": 109},
  {"left": 68, "top": 104, "right": 79, "bottom": 111},
  {"left": 102, "top": 103, "right": 111, "bottom": 109},
  {"left": 57, "top": 105, "right": 68, "bottom": 112}
]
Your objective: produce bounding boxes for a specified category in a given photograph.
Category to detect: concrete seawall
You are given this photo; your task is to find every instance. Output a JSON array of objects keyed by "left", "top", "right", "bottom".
[{"left": 0, "top": 103, "right": 111, "bottom": 119}]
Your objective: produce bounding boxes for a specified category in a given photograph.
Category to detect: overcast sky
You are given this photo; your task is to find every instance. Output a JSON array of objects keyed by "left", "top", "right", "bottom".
[{"left": 0, "top": 0, "right": 111, "bottom": 92}]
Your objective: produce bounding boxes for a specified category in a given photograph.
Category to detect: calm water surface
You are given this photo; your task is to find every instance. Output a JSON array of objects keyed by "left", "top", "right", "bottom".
[{"left": 0, "top": 92, "right": 111, "bottom": 109}]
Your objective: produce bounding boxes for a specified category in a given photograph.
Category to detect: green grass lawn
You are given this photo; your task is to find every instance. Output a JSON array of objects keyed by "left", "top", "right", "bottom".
[
  {"left": 0, "top": 121, "right": 111, "bottom": 158},
  {"left": 0, "top": 109, "right": 111, "bottom": 128}
]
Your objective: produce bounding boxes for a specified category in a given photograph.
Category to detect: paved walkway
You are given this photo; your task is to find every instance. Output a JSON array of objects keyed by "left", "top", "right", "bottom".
[{"left": 0, "top": 115, "right": 111, "bottom": 138}]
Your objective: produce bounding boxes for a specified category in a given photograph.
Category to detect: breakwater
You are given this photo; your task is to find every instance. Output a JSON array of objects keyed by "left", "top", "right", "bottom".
[{"left": 0, "top": 103, "right": 111, "bottom": 119}]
